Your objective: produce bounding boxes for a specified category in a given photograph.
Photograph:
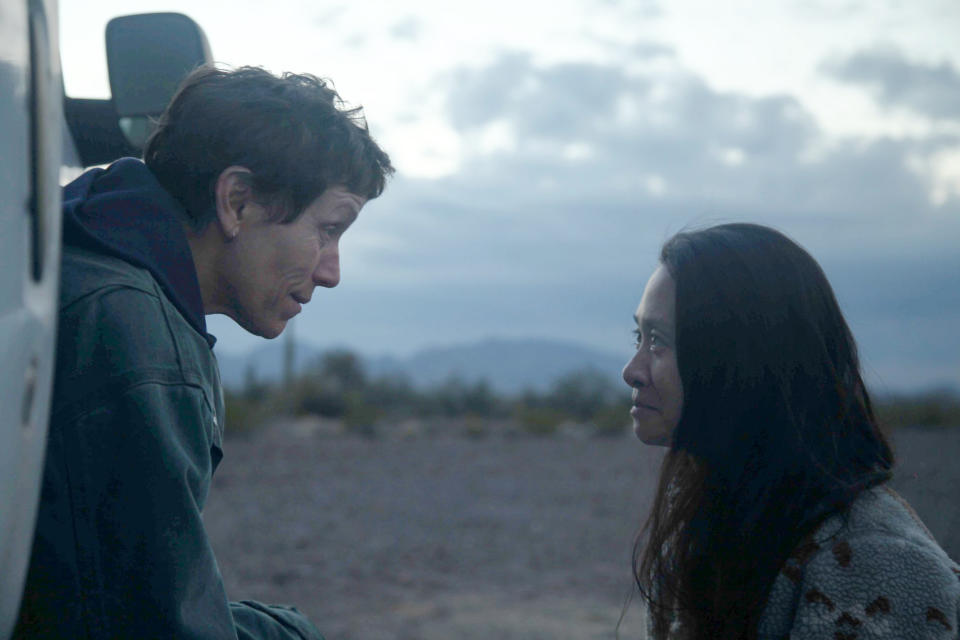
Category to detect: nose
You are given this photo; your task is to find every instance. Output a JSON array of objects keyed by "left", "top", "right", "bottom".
[
  {"left": 313, "top": 242, "right": 341, "bottom": 288},
  {"left": 622, "top": 349, "right": 651, "bottom": 389}
]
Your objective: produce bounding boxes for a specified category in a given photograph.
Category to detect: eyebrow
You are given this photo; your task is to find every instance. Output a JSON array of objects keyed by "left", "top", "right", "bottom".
[
  {"left": 328, "top": 204, "right": 360, "bottom": 222},
  {"left": 633, "top": 314, "right": 673, "bottom": 337}
]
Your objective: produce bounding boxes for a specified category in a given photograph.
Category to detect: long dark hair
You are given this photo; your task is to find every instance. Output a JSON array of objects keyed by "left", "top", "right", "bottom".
[{"left": 634, "top": 223, "right": 893, "bottom": 639}]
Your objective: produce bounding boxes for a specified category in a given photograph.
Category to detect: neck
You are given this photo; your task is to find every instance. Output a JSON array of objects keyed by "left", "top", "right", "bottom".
[{"left": 183, "top": 222, "right": 229, "bottom": 317}]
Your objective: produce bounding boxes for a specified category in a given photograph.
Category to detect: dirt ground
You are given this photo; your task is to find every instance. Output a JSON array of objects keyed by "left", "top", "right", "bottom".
[{"left": 203, "top": 420, "right": 960, "bottom": 640}]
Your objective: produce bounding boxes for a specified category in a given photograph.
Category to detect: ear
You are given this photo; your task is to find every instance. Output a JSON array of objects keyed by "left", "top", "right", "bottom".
[{"left": 213, "top": 166, "right": 254, "bottom": 240}]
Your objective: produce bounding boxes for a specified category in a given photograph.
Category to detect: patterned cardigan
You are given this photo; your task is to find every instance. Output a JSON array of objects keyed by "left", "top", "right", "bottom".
[
  {"left": 648, "top": 485, "right": 960, "bottom": 639},
  {"left": 757, "top": 485, "right": 960, "bottom": 639}
]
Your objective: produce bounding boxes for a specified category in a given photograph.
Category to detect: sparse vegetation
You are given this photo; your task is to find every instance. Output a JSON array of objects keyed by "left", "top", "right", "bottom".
[
  {"left": 462, "top": 415, "right": 488, "bottom": 439},
  {"left": 514, "top": 406, "right": 565, "bottom": 436},
  {"left": 222, "top": 348, "right": 958, "bottom": 438},
  {"left": 591, "top": 404, "right": 631, "bottom": 437},
  {"left": 875, "top": 390, "right": 960, "bottom": 430}
]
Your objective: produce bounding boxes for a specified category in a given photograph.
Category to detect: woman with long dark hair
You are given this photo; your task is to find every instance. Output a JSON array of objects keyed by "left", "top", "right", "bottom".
[{"left": 622, "top": 223, "right": 959, "bottom": 639}]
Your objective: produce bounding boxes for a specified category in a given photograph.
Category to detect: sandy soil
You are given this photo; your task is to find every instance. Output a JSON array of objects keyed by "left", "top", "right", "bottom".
[{"left": 203, "top": 420, "right": 960, "bottom": 640}]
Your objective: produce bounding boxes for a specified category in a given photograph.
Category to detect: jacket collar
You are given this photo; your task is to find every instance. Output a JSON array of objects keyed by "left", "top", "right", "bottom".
[{"left": 62, "top": 158, "right": 216, "bottom": 348}]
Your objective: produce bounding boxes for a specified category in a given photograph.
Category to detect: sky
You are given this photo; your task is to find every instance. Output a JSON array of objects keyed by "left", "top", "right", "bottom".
[{"left": 59, "top": 0, "right": 960, "bottom": 393}]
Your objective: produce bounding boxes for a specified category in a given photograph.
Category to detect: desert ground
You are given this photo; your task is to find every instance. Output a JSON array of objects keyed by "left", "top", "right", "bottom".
[{"left": 203, "top": 420, "right": 960, "bottom": 640}]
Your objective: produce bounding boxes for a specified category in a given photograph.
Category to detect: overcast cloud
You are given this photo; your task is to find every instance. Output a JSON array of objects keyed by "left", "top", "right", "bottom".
[
  {"left": 219, "top": 48, "right": 960, "bottom": 393},
  {"left": 57, "top": 0, "right": 960, "bottom": 393},
  {"left": 823, "top": 46, "right": 960, "bottom": 120}
]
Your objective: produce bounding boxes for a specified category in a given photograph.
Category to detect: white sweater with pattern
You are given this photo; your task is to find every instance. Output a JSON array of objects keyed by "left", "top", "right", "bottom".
[{"left": 756, "top": 485, "right": 960, "bottom": 639}]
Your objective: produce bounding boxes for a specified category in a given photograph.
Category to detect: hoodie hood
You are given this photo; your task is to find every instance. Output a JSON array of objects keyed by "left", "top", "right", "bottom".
[{"left": 62, "top": 158, "right": 215, "bottom": 347}]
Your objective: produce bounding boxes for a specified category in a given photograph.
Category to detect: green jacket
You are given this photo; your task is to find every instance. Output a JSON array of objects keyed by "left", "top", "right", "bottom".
[{"left": 16, "top": 160, "right": 324, "bottom": 639}]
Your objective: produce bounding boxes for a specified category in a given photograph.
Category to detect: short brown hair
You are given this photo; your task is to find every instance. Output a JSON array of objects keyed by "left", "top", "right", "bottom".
[{"left": 144, "top": 65, "right": 393, "bottom": 229}]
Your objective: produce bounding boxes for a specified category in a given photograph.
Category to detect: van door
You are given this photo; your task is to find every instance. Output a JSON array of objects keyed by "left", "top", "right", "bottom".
[{"left": 0, "top": 0, "right": 63, "bottom": 635}]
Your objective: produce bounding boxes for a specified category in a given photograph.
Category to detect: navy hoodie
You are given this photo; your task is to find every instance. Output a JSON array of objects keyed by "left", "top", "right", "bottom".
[{"left": 60, "top": 157, "right": 214, "bottom": 346}]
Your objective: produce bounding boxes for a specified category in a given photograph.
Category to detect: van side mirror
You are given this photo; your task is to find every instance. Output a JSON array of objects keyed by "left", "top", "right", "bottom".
[{"left": 105, "top": 12, "right": 212, "bottom": 148}]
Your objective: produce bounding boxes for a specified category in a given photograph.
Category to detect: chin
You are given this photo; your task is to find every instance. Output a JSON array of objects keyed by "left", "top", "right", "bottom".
[
  {"left": 258, "top": 322, "right": 287, "bottom": 339},
  {"left": 633, "top": 422, "right": 671, "bottom": 447},
  {"left": 234, "top": 315, "right": 286, "bottom": 339}
]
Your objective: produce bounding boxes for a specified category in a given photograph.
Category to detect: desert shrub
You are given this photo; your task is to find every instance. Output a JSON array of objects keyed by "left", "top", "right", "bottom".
[
  {"left": 420, "top": 376, "right": 504, "bottom": 418},
  {"left": 343, "top": 392, "right": 381, "bottom": 437},
  {"left": 548, "top": 369, "right": 618, "bottom": 421},
  {"left": 875, "top": 390, "right": 960, "bottom": 429},
  {"left": 241, "top": 364, "right": 269, "bottom": 403},
  {"left": 285, "top": 350, "right": 373, "bottom": 418},
  {"left": 291, "top": 381, "right": 346, "bottom": 417},
  {"left": 463, "top": 415, "right": 488, "bottom": 439},
  {"left": 318, "top": 349, "right": 367, "bottom": 392},
  {"left": 361, "top": 373, "right": 420, "bottom": 419},
  {"left": 460, "top": 380, "right": 501, "bottom": 417},
  {"left": 298, "top": 392, "right": 341, "bottom": 416},
  {"left": 224, "top": 346, "right": 647, "bottom": 438},
  {"left": 515, "top": 406, "right": 565, "bottom": 436},
  {"left": 223, "top": 389, "right": 274, "bottom": 435},
  {"left": 592, "top": 405, "right": 630, "bottom": 437}
]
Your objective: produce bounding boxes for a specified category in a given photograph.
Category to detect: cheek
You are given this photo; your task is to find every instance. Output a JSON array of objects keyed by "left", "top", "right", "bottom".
[
  {"left": 670, "top": 365, "right": 683, "bottom": 400},
  {"left": 280, "top": 240, "right": 321, "bottom": 278},
  {"left": 659, "top": 361, "right": 684, "bottom": 414},
  {"left": 259, "top": 246, "right": 311, "bottom": 295},
  {"left": 239, "top": 253, "right": 284, "bottom": 310}
]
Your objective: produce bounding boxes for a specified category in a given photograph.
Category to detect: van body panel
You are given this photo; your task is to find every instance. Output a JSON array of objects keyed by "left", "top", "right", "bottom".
[{"left": 0, "top": 0, "right": 63, "bottom": 635}]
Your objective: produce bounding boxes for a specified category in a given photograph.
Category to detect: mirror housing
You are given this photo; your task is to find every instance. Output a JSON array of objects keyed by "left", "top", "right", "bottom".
[
  {"left": 65, "top": 12, "right": 213, "bottom": 166},
  {"left": 105, "top": 12, "right": 212, "bottom": 148}
]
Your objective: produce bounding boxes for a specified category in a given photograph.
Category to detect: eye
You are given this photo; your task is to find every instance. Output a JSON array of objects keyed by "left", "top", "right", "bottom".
[
  {"left": 634, "top": 328, "right": 667, "bottom": 353},
  {"left": 648, "top": 332, "right": 669, "bottom": 353}
]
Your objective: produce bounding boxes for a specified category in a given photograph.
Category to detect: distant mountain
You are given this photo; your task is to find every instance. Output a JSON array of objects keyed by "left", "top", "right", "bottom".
[
  {"left": 366, "top": 338, "right": 626, "bottom": 392},
  {"left": 215, "top": 337, "right": 627, "bottom": 394}
]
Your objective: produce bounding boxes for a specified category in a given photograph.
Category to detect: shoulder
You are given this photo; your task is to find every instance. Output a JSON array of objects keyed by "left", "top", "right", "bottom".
[
  {"left": 830, "top": 486, "right": 959, "bottom": 591},
  {"left": 762, "top": 486, "right": 960, "bottom": 639},
  {"left": 55, "top": 246, "right": 218, "bottom": 418},
  {"left": 60, "top": 245, "right": 160, "bottom": 308},
  {"left": 59, "top": 246, "right": 180, "bottom": 360}
]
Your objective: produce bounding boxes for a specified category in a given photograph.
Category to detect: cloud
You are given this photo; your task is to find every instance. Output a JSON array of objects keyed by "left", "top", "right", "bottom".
[
  {"left": 446, "top": 52, "right": 642, "bottom": 140},
  {"left": 443, "top": 52, "right": 814, "bottom": 161},
  {"left": 630, "top": 41, "right": 674, "bottom": 59},
  {"left": 822, "top": 45, "right": 960, "bottom": 120},
  {"left": 349, "top": 53, "right": 958, "bottom": 386},
  {"left": 311, "top": 6, "right": 347, "bottom": 29},
  {"left": 342, "top": 33, "right": 367, "bottom": 48},
  {"left": 390, "top": 17, "right": 421, "bottom": 41},
  {"left": 207, "top": 51, "right": 960, "bottom": 393},
  {"left": 435, "top": 51, "right": 954, "bottom": 228},
  {"left": 597, "top": 0, "right": 662, "bottom": 19}
]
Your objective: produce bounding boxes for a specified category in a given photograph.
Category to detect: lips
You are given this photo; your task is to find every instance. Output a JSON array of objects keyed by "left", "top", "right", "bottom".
[
  {"left": 631, "top": 394, "right": 659, "bottom": 413},
  {"left": 291, "top": 294, "right": 311, "bottom": 305}
]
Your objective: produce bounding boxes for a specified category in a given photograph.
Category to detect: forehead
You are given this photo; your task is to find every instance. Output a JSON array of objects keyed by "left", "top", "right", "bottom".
[
  {"left": 635, "top": 264, "right": 676, "bottom": 325},
  {"left": 306, "top": 185, "right": 367, "bottom": 217}
]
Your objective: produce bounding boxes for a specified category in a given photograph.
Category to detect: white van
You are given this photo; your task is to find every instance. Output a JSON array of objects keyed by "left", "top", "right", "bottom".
[{"left": 0, "top": 5, "right": 210, "bottom": 636}]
